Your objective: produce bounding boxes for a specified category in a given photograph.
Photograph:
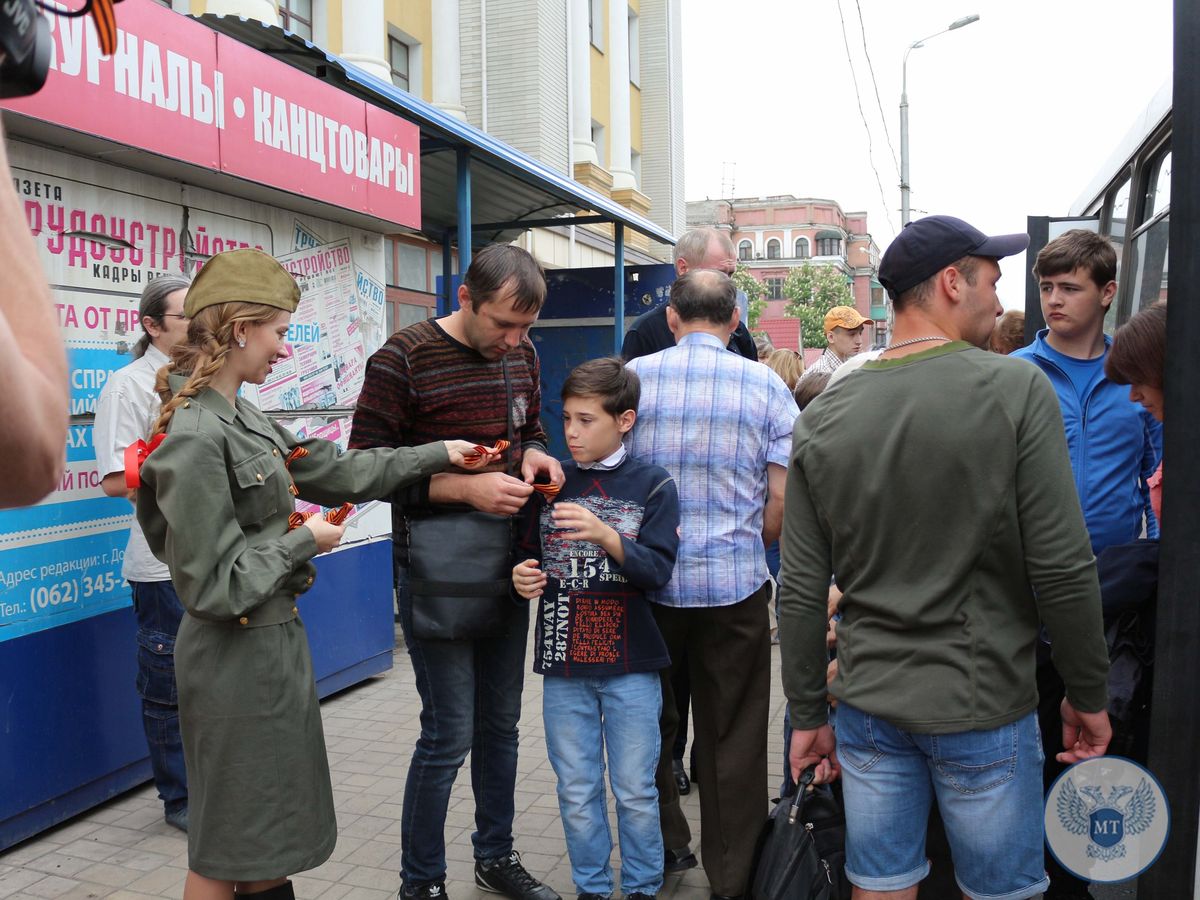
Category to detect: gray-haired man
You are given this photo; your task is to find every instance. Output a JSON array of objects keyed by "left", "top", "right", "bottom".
[{"left": 622, "top": 228, "right": 757, "bottom": 362}]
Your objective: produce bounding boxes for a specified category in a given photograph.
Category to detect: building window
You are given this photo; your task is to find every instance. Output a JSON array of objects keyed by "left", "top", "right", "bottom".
[
  {"left": 277, "top": 0, "right": 312, "bottom": 40},
  {"left": 766, "top": 239, "right": 781, "bottom": 260},
  {"left": 389, "top": 36, "right": 410, "bottom": 91},
  {"left": 765, "top": 277, "right": 784, "bottom": 300},
  {"left": 816, "top": 237, "right": 842, "bottom": 257},
  {"left": 738, "top": 240, "right": 753, "bottom": 261},
  {"left": 794, "top": 237, "right": 810, "bottom": 259},
  {"left": 386, "top": 302, "right": 433, "bottom": 338},
  {"left": 591, "top": 121, "right": 607, "bottom": 168},
  {"left": 385, "top": 238, "right": 439, "bottom": 292},
  {"left": 589, "top": 0, "right": 605, "bottom": 52},
  {"left": 628, "top": 8, "right": 640, "bottom": 86}
]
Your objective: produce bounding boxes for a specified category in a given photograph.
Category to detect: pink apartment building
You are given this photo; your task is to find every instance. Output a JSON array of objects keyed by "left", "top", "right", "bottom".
[{"left": 687, "top": 195, "right": 886, "bottom": 355}]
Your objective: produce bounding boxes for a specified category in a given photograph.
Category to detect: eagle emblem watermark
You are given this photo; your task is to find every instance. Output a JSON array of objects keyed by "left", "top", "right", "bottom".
[{"left": 1045, "top": 757, "right": 1170, "bottom": 882}]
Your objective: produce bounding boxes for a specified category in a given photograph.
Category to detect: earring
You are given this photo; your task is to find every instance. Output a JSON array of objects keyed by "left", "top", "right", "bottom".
[{"left": 237, "top": 338, "right": 246, "bottom": 348}]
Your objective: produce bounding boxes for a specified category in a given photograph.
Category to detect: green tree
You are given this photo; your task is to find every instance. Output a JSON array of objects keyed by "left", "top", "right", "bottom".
[
  {"left": 782, "top": 263, "right": 854, "bottom": 350},
  {"left": 732, "top": 264, "right": 767, "bottom": 331}
]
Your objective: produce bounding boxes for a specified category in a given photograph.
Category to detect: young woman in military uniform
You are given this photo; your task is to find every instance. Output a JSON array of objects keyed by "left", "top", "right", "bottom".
[{"left": 136, "top": 249, "right": 497, "bottom": 900}]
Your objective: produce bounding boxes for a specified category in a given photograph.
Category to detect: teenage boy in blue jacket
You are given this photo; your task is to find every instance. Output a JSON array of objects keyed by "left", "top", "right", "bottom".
[
  {"left": 1012, "top": 229, "right": 1161, "bottom": 553},
  {"left": 513, "top": 358, "right": 680, "bottom": 900},
  {"left": 1012, "top": 228, "right": 1161, "bottom": 900}
]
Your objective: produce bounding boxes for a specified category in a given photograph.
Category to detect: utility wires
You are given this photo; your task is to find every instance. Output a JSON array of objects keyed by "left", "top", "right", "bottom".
[
  {"left": 854, "top": 0, "right": 900, "bottom": 179},
  {"left": 835, "top": 0, "right": 896, "bottom": 235}
]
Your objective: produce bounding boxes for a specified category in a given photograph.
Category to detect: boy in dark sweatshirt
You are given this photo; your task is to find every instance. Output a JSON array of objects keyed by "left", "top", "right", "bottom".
[{"left": 513, "top": 357, "right": 679, "bottom": 900}]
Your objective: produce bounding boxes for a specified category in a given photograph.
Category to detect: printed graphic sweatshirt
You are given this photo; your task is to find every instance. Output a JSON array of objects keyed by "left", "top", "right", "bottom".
[{"left": 517, "top": 456, "right": 680, "bottom": 677}]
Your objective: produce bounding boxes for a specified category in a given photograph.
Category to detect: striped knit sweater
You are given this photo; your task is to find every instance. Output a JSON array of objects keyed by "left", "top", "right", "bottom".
[{"left": 349, "top": 318, "right": 548, "bottom": 554}]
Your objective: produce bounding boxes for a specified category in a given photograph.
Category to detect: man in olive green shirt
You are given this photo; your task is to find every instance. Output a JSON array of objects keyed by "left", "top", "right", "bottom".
[{"left": 780, "top": 215, "right": 1112, "bottom": 900}]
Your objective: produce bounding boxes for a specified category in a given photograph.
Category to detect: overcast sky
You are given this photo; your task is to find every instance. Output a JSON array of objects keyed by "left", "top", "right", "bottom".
[{"left": 681, "top": 0, "right": 1173, "bottom": 308}]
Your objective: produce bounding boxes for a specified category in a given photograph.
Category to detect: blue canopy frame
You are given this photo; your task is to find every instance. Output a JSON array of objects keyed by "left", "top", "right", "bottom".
[{"left": 203, "top": 15, "right": 676, "bottom": 352}]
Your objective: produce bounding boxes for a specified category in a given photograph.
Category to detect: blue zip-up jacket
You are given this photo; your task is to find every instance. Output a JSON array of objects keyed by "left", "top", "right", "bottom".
[{"left": 1012, "top": 329, "right": 1161, "bottom": 553}]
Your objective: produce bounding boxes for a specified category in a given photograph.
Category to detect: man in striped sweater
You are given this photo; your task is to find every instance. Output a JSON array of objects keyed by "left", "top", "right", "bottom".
[{"left": 350, "top": 244, "right": 563, "bottom": 900}]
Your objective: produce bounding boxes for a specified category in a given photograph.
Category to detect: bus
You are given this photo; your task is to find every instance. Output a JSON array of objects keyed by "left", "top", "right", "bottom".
[
  {"left": 1024, "top": 80, "right": 1171, "bottom": 336},
  {"left": 1021, "top": 20, "right": 1198, "bottom": 888}
]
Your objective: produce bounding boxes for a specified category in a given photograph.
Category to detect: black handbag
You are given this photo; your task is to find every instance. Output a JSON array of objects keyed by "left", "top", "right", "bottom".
[
  {"left": 750, "top": 769, "right": 850, "bottom": 900},
  {"left": 406, "top": 357, "right": 518, "bottom": 642},
  {"left": 407, "top": 508, "right": 514, "bottom": 640}
]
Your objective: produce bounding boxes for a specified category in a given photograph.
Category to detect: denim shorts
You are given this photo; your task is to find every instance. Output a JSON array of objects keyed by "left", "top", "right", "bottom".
[{"left": 836, "top": 703, "right": 1049, "bottom": 900}]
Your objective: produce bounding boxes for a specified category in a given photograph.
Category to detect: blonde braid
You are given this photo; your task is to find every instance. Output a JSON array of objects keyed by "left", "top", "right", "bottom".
[
  {"left": 151, "top": 320, "right": 235, "bottom": 436},
  {"left": 149, "top": 301, "right": 289, "bottom": 436}
]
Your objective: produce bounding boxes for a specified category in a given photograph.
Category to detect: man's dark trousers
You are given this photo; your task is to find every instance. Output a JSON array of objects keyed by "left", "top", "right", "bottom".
[
  {"left": 652, "top": 583, "right": 770, "bottom": 896},
  {"left": 395, "top": 567, "right": 530, "bottom": 885}
]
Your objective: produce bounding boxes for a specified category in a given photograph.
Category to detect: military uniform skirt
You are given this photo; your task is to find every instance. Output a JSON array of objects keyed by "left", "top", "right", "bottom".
[{"left": 175, "top": 612, "right": 336, "bottom": 881}]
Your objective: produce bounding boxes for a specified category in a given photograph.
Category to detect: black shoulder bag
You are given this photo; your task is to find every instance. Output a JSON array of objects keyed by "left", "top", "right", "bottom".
[
  {"left": 750, "top": 768, "right": 850, "bottom": 900},
  {"left": 406, "top": 358, "right": 518, "bottom": 641}
]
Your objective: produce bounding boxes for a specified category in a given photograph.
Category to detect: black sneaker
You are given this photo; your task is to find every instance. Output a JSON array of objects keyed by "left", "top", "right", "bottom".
[
  {"left": 399, "top": 882, "right": 448, "bottom": 900},
  {"left": 625, "top": 894, "right": 656, "bottom": 900},
  {"left": 578, "top": 895, "right": 608, "bottom": 900},
  {"left": 475, "top": 850, "right": 561, "bottom": 900}
]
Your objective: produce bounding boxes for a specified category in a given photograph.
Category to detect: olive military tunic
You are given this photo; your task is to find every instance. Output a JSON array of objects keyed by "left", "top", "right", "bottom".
[{"left": 137, "top": 376, "right": 451, "bottom": 881}]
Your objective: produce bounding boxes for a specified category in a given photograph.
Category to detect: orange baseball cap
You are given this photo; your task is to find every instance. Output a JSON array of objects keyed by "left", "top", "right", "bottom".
[{"left": 823, "top": 306, "right": 871, "bottom": 333}]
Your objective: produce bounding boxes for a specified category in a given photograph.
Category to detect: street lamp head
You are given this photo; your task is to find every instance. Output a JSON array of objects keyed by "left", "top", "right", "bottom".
[{"left": 900, "top": 12, "right": 981, "bottom": 227}]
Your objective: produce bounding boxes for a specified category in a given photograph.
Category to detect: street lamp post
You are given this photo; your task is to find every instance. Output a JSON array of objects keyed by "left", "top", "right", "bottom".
[{"left": 899, "top": 14, "right": 980, "bottom": 225}]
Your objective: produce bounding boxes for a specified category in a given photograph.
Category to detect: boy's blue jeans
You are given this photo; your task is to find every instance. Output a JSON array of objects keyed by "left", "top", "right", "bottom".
[
  {"left": 543, "top": 672, "right": 664, "bottom": 897},
  {"left": 130, "top": 580, "right": 188, "bottom": 815}
]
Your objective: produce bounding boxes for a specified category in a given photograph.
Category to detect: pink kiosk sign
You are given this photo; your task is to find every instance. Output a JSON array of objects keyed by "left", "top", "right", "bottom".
[{"left": 2, "top": 0, "right": 421, "bottom": 229}]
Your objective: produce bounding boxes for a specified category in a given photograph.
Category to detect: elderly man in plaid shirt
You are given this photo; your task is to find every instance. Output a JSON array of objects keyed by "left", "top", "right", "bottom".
[{"left": 626, "top": 269, "right": 799, "bottom": 900}]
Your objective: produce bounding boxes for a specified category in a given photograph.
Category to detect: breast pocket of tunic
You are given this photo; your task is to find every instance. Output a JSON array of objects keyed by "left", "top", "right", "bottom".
[{"left": 231, "top": 451, "right": 281, "bottom": 525}]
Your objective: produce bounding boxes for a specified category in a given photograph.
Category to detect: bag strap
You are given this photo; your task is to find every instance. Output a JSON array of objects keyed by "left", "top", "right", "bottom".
[
  {"left": 502, "top": 355, "right": 516, "bottom": 477},
  {"left": 787, "top": 767, "right": 818, "bottom": 825}
]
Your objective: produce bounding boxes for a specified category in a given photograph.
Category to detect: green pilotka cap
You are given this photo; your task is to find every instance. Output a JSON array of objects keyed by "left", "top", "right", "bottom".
[{"left": 184, "top": 248, "right": 301, "bottom": 317}]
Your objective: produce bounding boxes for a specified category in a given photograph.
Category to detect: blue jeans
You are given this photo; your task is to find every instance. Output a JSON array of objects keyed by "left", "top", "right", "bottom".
[
  {"left": 130, "top": 580, "right": 188, "bottom": 814},
  {"left": 836, "top": 703, "right": 1049, "bottom": 900},
  {"left": 396, "top": 567, "right": 530, "bottom": 885},
  {"left": 543, "top": 673, "right": 664, "bottom": 897}
]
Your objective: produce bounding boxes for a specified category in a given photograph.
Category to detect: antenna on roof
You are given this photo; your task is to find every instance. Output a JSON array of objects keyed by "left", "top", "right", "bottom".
[{"left": 721, "top": 161, "right": 736, "bottom": 199}]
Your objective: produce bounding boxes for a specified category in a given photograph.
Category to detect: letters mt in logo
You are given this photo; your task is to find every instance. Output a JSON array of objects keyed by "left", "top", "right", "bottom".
[{"left": 1057, "top": 777, "right": 1156, "bottom": 862}]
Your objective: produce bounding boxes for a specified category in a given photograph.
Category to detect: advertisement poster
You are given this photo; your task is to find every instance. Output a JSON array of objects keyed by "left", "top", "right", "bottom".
[
  {"left": 0, "top": 167, "right": 274, "bottom": 643},
  {"left": 0, "top": 424, "right": 134, "bottom": 641},
  {"left": 259, "top": 239, "right": 367, "bottom": 411}
]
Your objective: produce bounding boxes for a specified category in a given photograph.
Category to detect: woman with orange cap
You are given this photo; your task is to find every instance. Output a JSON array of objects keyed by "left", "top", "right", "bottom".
[{"left": 136, "top": 249, "right": 495, "bottom": 900}]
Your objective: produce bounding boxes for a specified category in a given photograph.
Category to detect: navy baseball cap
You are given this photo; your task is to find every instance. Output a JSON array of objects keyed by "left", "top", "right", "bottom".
[{"left": 878, "top": 215, "right": 1029, "bottom": 300}]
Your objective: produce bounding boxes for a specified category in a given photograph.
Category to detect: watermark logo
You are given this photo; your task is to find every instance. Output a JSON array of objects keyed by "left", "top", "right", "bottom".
[{"left": 1045, "top": 757, "right": 1170, "bottom": 882}]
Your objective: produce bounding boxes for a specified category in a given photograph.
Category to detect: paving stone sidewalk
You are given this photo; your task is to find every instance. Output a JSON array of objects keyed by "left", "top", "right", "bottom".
[{"left": 0, "top": 626, "right": 791, "bottom": 900}]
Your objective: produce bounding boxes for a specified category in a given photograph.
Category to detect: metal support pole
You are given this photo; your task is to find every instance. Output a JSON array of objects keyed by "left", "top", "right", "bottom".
[
  {"left": 440, "top": 231, "right": 453, "bottom": 317},
  {"left": 900, "top": 58, "right": 911, "bottom": 226},
  {"left": 899, "top": 17, "right": 979, "bottom": 227},
  {"left": 456, "top": 147, "right": 473, "bottom": 275},
  {"left": 1140, "top": 0, "right": 1200, "bottom": 891},
  {"left": 613, "top": 223, "right": 625, "bottom": 355}
]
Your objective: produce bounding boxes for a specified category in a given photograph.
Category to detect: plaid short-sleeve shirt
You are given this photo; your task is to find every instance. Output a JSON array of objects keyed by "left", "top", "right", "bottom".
[{"left": 626, "top": 332, "right": 799, "bottom": 607}]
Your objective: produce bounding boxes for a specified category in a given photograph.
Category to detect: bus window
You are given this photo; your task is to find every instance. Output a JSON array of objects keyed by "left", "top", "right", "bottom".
[
  {"left": 1126, "top": 215, "right": 1169, "bottom": 315},
  {"left": 1108, "top": 177, "right": 1132, "bottom": 245},
  {"left": 1144, "top": 149, "right": 1172, "bottom": 220}
]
